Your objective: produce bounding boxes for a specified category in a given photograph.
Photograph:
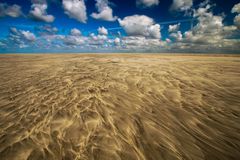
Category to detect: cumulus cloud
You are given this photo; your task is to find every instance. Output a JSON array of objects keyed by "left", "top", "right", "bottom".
[
  {"left": 29, "top": 0, "right": 55, "bottom": 22},
  {"left": 64, "top": 28, "right": 84, "bottom": 46},
  {"left": 114, "top": 37, "right": 120, "bottom": 45},
  {"left": 168, "top": 23, "right": 182, "bottom": 41},
  {"left": 232, "top": 3, "right": 240, "bottom": 29},
  {"left": 0, "top": 3, "right": 22, "bottom": 18},
  {"left": 170, "top": 31, "right": 183, "bottom": 41},
  {"left": 232, "top": 3, "right": 240, "bottom": 13},
  {"left": 234, "top": 15, "right": 240, "bottom": 29},
  {"left": 64, "top": 36, "right": 86, "bottom": 46},
  {"left": 167, "top": 2, "right": 240, "bottom": 53},
  {"left": 121, "top": 36, "right": 167, "bottom": 51},
  {"left": 170, "top": 0, "right": 193, "bottom": 12},
  {"left": 6, "top": 27, "right": 36, "bottom": 50},
  {"left": 36, "top": 25, "right": 58, "bottom": 36},
  {"left": 90, "top": 33, "right": 108, "bottom": 41},
  {"left": 168, "top": 23, "right": 180, "bottom": 32},
  {"left": 118, "top": 15, "right": 161, "bottom": 39},
  {"left": 136, "top": 0, "right": 159, "bottom": 8},
  {"left": 70, "top": 28, "right": 81, "bottom": 36},
  {"left": 91, "top": 0, "right": 117, "bottom": 21},
  {"left": 4, "top": 25, "right": 163, "bottom": 52},
  {"left": 193, "top": 6, "right": 223, "bottom": 35},
  {"left": 62, "top": 0, "right": 87, "bottom": 23},
  {"left": 98, "top": 26, "right": 108, "bottom": 35},
  {"left": 2, "top": 0, "right": 240, "bottom": 55},
  {"left": 88, "top": 32, "right": 109, "bottom": 47},
  {"left": 14, "top": 27, "right": 64, "bottom": 50},
  {"left": 21, "top": 31, "right": 36, "bottom": 41}
]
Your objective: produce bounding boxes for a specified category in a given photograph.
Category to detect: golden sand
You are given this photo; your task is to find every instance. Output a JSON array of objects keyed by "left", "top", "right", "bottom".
[{"left": 0, "top": 54, "right": 239, "bottom": 160}]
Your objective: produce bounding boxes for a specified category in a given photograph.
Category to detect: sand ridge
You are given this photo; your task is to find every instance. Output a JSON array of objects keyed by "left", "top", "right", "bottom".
[{"left": 0, "top": 54, "right": 240, "bottom": 160}]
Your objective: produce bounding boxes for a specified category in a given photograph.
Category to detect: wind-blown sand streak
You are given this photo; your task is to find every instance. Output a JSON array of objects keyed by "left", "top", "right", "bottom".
[{"left": 0, "top": 54, "right": 239, "bottom": 160}]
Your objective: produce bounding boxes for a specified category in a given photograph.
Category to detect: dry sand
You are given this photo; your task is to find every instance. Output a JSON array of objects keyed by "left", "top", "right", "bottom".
[{"left": 0, "top": 54, "right": 240, "bottom": 160}]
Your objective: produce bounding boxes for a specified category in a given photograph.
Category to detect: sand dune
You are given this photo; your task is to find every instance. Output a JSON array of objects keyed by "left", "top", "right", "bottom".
[{"left": 0, "top": 54, "right": 240, "bottom": 160}]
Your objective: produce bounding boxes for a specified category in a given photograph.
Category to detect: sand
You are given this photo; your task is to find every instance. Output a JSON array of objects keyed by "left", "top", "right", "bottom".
[{"left": 0, "top": 54, "right": 239, "bottom": 160}]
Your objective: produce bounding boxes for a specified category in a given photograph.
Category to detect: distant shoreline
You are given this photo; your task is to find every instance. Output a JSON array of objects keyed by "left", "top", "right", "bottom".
[{"left": 0, "top": 53, "right": 240, "bottom": 57}]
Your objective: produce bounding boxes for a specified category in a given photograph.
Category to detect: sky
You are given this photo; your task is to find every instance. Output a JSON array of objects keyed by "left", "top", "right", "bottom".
[{"left": 0, "top": 0, "right": 240, "bottom": 53}]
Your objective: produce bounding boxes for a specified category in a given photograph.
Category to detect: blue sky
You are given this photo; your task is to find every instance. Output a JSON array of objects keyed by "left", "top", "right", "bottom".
[{"left": 0, "top": 0, "right": 240, "bottom": 53}]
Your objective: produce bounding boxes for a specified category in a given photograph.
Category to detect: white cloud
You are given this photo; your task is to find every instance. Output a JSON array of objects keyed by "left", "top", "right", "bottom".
[
  {"left": 167, "top": 2, "right": 240, "bottom": 53},
  {"left": 89, "top": 33, "right": 108, "bottom": 46},
  {"left": 121, "top": 36, "right": 166, "bottom": 51},
  {"left": 170, "top": 31, "right": 182, "bottom": 41},
  {"left": 9, "top": 27, "right": 36, "bottom": 42},
  {"left": 21, "top": 31, "right": 36, "bottom": 41},
  {"left": 232, "top": 3, "right": 240, "bottom": 29},
  {"left": 168, "top": 23, "right": 180, "bottom": 32},
  {"left": 39, "top": 25, "right": 58, "bottom": 34},
  {"left": 170, "top": 0, "right": 193, "bottom": 12},
  {"left": 98, "top": 26, "right": 108, "bottom": 35},
  {"left": 4, "top": 27, "right": 38, "bottom": 50},
  {"left": 97, "top": 35, "right": 108, "bottom": 40},
  {"left": 64, "top": 36, "right": 86, "bottom": 46},
  {"left": 136, "top": 0, "right": 159, "bottom": 8},
  {"left": 0, "top": 3, "right": 22, "bottom": 18},
  {"left": 70, "top": 28, "right": 81, "bottom": 36},
  {"left": 234, "top": 15, "right": 240, "bottom": 29},
  {"left": 193, "top": 8, "right": 223, "bottom": 35},
  {"left": 3, "top": 1, "right": 240, "bottom": 55},
  {"left": 118, "top": 15, "right": 161, "bottom": 39},
  {"left": 114, "top": 37, "right": 120, "bottom": 45},
  {"left": 90, "top": 33, "right": 108, "bottom": 41},
  {"left": 91, "top": 0, "right": 117, "bottom": 21},
  {"left": 122, "top": 36, "right": 146, "bottom": 48},
  {"left": 147, "top": 24, "right": 161, "bottom": 39},
  {"left": 29, "top": 0, "right": 55, "bottom": 22},
  {"left": 62, "top": 0, "right": 87, "bottom": 23},
  {"left": 232, "top": 3, "right": 240, "bottom": 14}
]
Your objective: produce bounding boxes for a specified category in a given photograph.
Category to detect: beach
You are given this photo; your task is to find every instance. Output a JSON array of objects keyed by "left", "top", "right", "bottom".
[{"left": 0, "top": 54, "right": 239, "bottom": 160}]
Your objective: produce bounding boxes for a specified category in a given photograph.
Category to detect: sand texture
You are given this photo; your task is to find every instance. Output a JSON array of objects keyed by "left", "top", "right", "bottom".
[{"left": 0, "top": 54, "right": 240, "bottom": 160}]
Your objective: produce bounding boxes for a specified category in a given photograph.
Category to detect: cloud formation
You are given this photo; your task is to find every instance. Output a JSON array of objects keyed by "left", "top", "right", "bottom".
[
  {"left": 91, "top": 0, "right": 117, "bottom": 21},
  {"left": 1, "top": 1, "right": 240, "bottom": 53},
  {"left": 136, "top": 0, "right": 159, "bottom": 8},
  {"left": 167, "top": 2, "right": 240, "bottom": 53},
  {"left": 29, "top": 0, "right": 55, "bottom": 23},
  {"left": 232, "top": 3, "right": 240, "bottom": 13},
  {"left": 170, "top": 31, "right": 183, "bottom": 41},
  {"left": 168, "top": 23, "right": 180, "bottom": 32},
  {"left": 70, "top": 28, "right": 81, "bottom": 36},
  {"left": 170, "top": 0, "right": 193, "bottom": 12},
  {"left": 0, "top": 3, "right": 22, "bottom": 18},
  {"left": 232, "top": 3, "right": 240, "bottom": 29},
  {"left": 21, "top": 31, "right": 36, "bottom": 41},
  {"left": 64, "top": 36, "right": 85, "bottom": 46},
  {"left": 118, "top": 15, "right": 161, "bottom": 39},
  {"left": 62, "top": 0, "right": 87, "bottom": 23},
  {"left": 34, "top": 25, "right": 59, "bottom": 39},
  {"left": 98, "top": 26, "right": 108, "bottom": 35},
  {"left": 114, "top": 37, "right": 120, "bottom": 45},
  {"left": 121, "top": 36, "right": 166, "bottom": 52},
  {"left": 1, "top": 28, "right": 37, "bottom": 50}
]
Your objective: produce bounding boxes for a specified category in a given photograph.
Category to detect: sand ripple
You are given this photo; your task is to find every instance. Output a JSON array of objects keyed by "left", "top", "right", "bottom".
[{"left": 0, "top": 54, "right": 240, "bottom": 160}]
